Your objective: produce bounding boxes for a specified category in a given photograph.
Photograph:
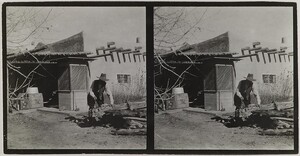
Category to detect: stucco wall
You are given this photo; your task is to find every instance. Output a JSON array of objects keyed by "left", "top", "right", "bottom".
[{"left": 88, "top": 51, "right": 146, "bottom": 96}]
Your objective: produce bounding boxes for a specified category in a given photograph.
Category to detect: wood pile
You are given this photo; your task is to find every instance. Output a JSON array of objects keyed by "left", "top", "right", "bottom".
[
  {"left": 212, "top": 101, "right": 294, "bottom": 136},
  {"left": 98, "top": 100, "right": 147, "bottom": 135}
]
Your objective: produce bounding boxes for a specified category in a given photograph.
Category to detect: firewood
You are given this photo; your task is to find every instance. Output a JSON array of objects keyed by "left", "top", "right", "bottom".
[
  {"left": 123, "top": 117, "right": 147, "bottom": 122},
  {"left": 270, "top": 117, "right": 293, "bottom": 122},
  {"left": 251, "top": 109, "right": 287, "bottom": 117},
  {"left": 111, "top": 128, "right": 147, "bottom": 135},
  {"left": 127, "top": 101, "right": 146, "bottom": 110},
  {"left": 104, "top": 109, "right": 146, "bottom": 118},
  {"left": 260, "top": 101, "right": 293, "bottom": 111},
  {"left": 276, "top": 120, "right": 292, "bottom": 129},
  {"left": 259, "top": 128, "right": 293, "bottom": 136},
  {"left": 128, "top": 120, "right": 145, "bottom": 129}
]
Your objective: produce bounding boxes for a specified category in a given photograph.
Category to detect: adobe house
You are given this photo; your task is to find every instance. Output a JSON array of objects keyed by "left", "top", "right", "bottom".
[
  {"left": 7, "top": 32, "right": 146, "bottom": 111},
  {"left": 155, "top": 32, "right": 293, "bottom": 111},
  {"left": 155, "top": 32, "right": 239, "bottom": 111}
]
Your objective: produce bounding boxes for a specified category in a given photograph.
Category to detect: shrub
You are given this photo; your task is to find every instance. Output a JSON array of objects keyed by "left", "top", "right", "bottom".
[
  {"left": 111, "top": 73, "right": 146, "bottom": 104},
  {"left": 259, "top": 70, "right": 293, "bottom": 104}
]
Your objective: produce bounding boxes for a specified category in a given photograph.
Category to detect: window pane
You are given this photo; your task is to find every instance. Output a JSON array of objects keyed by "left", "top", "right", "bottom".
[
  {"left": 270, "top": 75, "right": 276, "bottom": 83},
  {"left": 262, "top": 75, "right": 269, "bottom": 83},
  {"left": 117, "top": 74, "right": 131, "bottom": 83}
]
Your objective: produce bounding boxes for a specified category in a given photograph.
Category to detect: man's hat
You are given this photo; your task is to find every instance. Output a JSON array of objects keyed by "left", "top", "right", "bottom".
[
  {"left": 97, "top": 73, "right": 109, "bottom": 81},
  {"left": 244, "top": 73, "right": 256, "bottom": 81}
]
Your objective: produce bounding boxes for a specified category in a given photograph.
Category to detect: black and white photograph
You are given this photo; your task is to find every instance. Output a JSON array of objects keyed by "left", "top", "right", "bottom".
[
  {"left": 154, "top": 7, "right": 295, "bottom": 150},
  {"left": 5, "top": 6, "right": 146, "bottom": 149},
  {"left": 2, "top": 1, "right": 298, "bottom": 155}
]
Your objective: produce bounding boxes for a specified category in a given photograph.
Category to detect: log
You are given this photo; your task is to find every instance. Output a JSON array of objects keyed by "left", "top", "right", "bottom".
[
  {"left": 270, "top": 117, "right": 293, "bottom": 122},
  {"left": 104, "top": 109, "right": 146, "bottom": 118},
  {"left": 128, "top": 120, "right": 145, "bottom": 129},
  {"left": 111, "top": 128, "right": 147, "bottom": 135},
  {"left": 123, "top": 117, "right": 147, "bottom": 122},
  {"left": 127, "top": 101, "right": 146, "bottom": 110},
  {"left": 260, "top": 101, "right": 293, "bottom": 111},
  {"left": 276, "top": 120, "right": 293, "bottom": 129},
  {"left": 251, "top": 109, "right": 287, "bottom": 117},
  {"left": 259, "top": 128, "right": 293, "bottom": 136}
]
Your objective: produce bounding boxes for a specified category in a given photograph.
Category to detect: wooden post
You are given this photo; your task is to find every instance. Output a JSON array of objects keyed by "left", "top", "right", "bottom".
[
  {"left": 248, "top": 50, "right": 253, "bottom": 61},
  {"left": 281, "top": 54, "right": 287, "bottom": 62},
  {"left": 122, "top": 53, "right": 126, "bottom": 62},
  {"left": 241, "top": 47, "right": 250, "bottom": 56},
  {"left": 273, "top": 54, "right": 277, "bottom": 63},
  {"left": 249, "top": 47, "right": 261, "bottom": 62},
  {"left": 116, "top": 52, "right": 121, "bottom": 64},
  {"left": 138, "top": 54, "right": 141, "bottom": 62},
  {"left": 110, "top": 51, "right": 114, "bottom": 62},
  {"left": 261, "top": 52, "right": 266, "bottom": 64},
  {"left": 268, "top": 53, "right": 272, "bottom": 62},
  {"left": 103, "top": 50, "right": 107, "bottom": 62},
  {"left": 143, "top": 55, "right": 145, "bottom": 62},
  {"left": 133, "top": 54, "right": 136, "bottom": 62},
  {"left": 128, "top": 53, "right": 131, "bottom": 62},
  {"left": 255, "top": 51, "right": 260, "bottom": 62},
  {"left": 278, "top": 54, "right": 282, "bottom": 62}
]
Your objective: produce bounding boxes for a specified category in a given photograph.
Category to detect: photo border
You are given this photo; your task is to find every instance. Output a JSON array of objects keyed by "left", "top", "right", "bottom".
[{"left": 2, "top": 1, "right": 298, "bottom": 154}]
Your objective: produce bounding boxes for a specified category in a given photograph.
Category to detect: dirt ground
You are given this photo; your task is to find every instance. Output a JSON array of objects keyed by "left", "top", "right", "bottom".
[
  {"left": 7, "top": 110, "right": 146, "bottom": 149},
  {"left": 154, "top": 110, "right": 294, "bottom": 150}
]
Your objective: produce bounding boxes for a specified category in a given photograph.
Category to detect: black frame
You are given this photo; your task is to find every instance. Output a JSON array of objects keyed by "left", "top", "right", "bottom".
[{"left": 2, "top": 1, "right": 298, "bottom": 154}]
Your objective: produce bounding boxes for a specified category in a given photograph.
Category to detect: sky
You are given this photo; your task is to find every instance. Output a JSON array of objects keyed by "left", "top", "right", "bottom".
[
  {"left": 159, "top": 7, "right": 294, "bottom": 53},
  {"left": 7, "top": 6, "right": 294, "bottom": 54},
  {"left": 7, "top": 7, "right": 146, "bottom": 53}
]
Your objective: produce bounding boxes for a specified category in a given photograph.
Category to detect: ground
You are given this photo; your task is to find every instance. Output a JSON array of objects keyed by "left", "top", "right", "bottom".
[
  {"left": 154, "top": 110, "right": 294, "bottom": 150},
  {"left": 7, "top": 110, "right": 146, "bottom": 149}
]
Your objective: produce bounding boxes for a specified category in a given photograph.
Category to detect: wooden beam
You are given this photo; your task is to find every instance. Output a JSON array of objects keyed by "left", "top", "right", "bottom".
[
  {"left": 280, "top": 54, "right": 287, "bottom": 62},
  {"left": 122, "top": 50, "right": 140, "bottom": 54},
  {"left": 249, "top": 47, "right": 262, "bottom": 51},
  {"left": 88, "top": 53, "right": 111, "bottom": 59},
  {"left": 133, "top": 54, "right": 136, "bottom": 62},
  {"left": 10, "top": 61, "right": 57, "bottom": 64},
  {"left": 128, "top": 53, "right": 131, "bottom": 62},
  {"left": 134, "top": 54, "right": 142, "bottom": 62},
  {"left": 261, "top": 52, "right": 266, "bottom": 64},
  {"left": 103, "top": 47, "right": 116, "bottom": 51},
  {"left": 247, "top": 50, "right": 253, "bottom": 61},
  {"left": 254, "top": 51, "right": 260, "bottom": 62},
  {"left": 234, "top": 53, "right": 257, "bottom": 58},
  {"left": 103, "top": 50, "right": 107, "bottom": 61},
  {"left": 266, "top": 48, "right": 277, "bottom": 52},
  {"left": 109, "top": 51, "right": 114, "bottom": 62},
  {"left": 279, "top": 54, "right": 282, "bottom": 62},
  {"left": 267, "top": 53, "right": 272, "bottom": 63},
  {"left": 165, "top": 61, "right": 203, "bottom": 64},
  {"left": 241, "top": 49, "right": 245, "bottom": 55},
  {"left": 116, "top": 52, "right": 121, "bottom": 64},
  {"left": 122, "top": 53, "right": 126, "bottom": 62},
  {"left": 273, "top": 54, "right": 277, "bottom": 63}
]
